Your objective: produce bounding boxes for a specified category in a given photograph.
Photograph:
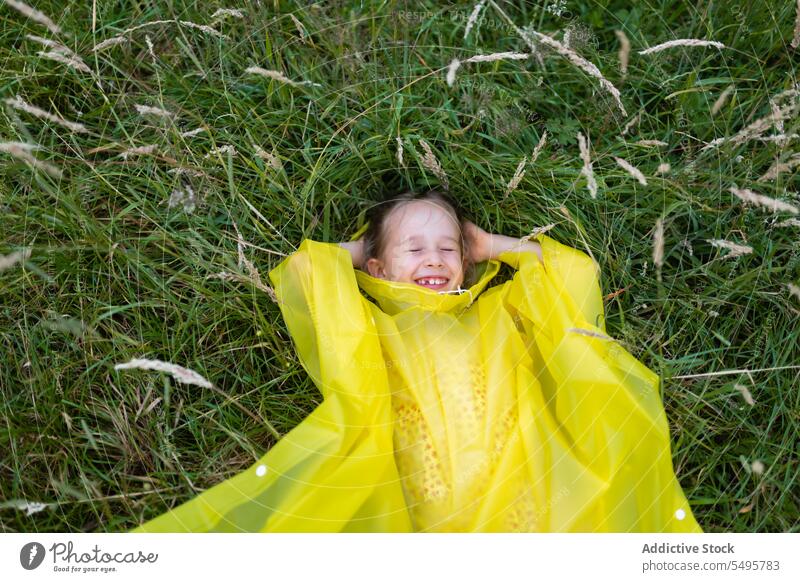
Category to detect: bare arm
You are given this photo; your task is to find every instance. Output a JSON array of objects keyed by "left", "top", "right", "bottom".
[
  {"left": 337, "top": 239, "right": 364, "bottom": 269},
  {"left": 463, "top": 221, "right": 544, "bottom": 265},
  {"left": 484, "top": 234, "right": 543, "bottom": 264}
]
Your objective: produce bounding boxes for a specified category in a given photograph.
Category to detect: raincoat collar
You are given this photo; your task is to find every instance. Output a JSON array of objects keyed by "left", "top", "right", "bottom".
[{"left": 354, "top": 259, "right": 502, "bottom": 315}]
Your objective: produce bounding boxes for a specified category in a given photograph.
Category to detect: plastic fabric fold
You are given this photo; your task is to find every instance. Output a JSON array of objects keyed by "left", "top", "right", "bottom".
[{"left": 131, "top": 235, "right": 702, "bottom": 533}]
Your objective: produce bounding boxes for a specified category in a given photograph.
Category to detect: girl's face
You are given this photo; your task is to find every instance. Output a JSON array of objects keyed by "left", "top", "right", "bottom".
[{"left": 366, "top": 200, "right": 465, "bottom": 292}]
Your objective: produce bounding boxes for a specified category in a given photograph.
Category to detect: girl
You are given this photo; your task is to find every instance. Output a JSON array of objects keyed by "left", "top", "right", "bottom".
[{"left": 133, "top": 189, "right": 702, "bottom": 533}]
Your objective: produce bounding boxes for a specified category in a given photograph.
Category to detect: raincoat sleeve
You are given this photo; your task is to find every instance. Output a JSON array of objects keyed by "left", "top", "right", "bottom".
[
  {"left": 495, "top": 235, "right": 702, "bottom": 532},
  {"left": 131, "top": 239, "right": 412, "bottom": 532}
]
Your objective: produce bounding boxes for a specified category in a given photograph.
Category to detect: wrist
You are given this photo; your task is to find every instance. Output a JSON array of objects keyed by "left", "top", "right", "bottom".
[
  {"left": 482, "top": 233, "right": 497, "bottom": 262},
  {"left": 487, "top": 234, "right": 537, "bottom": 260},
  {"left": 486, "top": 234, "right": 517, "bottom": 260}
]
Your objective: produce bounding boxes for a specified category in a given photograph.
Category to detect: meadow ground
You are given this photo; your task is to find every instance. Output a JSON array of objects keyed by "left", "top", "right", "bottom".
[{"left": 0, "top": 0, "right": 798, "bottom": 532}]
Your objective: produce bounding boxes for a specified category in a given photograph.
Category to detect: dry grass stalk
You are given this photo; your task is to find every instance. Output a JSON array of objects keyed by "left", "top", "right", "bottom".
[
  {"left": 635, "top": 140, "right": 668, "bottom": 147},
  {"left": 446, "top": 59, "right": 461, "bottom": 87},
  {"left": 701, "top": 90, "right": 800, "bottom": 152},
  {"left": 168, "top": 167, "right": 206, "bottom": 178},
  {"left": 25, "top": 34, "right": 93, "bottom": 73},
  {"left": 776, "top": 218, "right": 800, "bottom": 227},
  {"left": 0, "top": 499, "right": 50, "bottom": 516},
  {"left": 92, "top": 36, "right": 127, "bottom": 51},
  {"left": 639, "top": 39, "right": 726, "bottom": 55},
  {"left": 288, "top": 14, "right": 308, "bottom": 42},
  {"left": 711, "top": 84, "right": 735, "bottom": 116},
  {"left": 108, "top": 19, "right": 178, "bottom": 35},
  {"left": 232, "top": 221, "right": 279, "bottom": 302},
  {"left": 211, "top": 8, "right": 246, "bottom": 20},
  {"left": 0, "top": 140, "right": 38, "bottom": 152},
  {"left": 25, "top": 34, "right": 67, "bottom": 51},
  {"left": 37, "top": 50, "right": 92, "bottom": 74},
  {"left": 656, "top": 163, "right": 671, "bottom": 174},
  {"left": 205, "top": 145, "right": 236, "bottom": 158},
  {"left": 733, "top": 384, "right": 755, "bottom": 406},
  {"left": 27, "top": 35, "right": 92, "bottom": 76},
  {"left": 614, "top": 156, "right": 648, "bottom": 185},
  {"left": 520, "top": 223, "right": 556, "bottom": 244},
  {"left": 145, "top": 34, "right": 156, "bottom": 62},
  {"left": 177, "top": 20, "right": 227, "bottom": 38},
  {"left": 615, "top": 30, "right": 630, "bottom": 76},
  {"left": 577, "top": 132, "right": 597, "bottom": 198},
  {"left": 653, "top": 218, "right": 664, "bottom": 268},
  {"left": 180, "top": 127, "right": 206, "bottom": 138},
  {"left": 114, "top": 358, "right": 213, "bottom": 388},
  {"left": 168, "top": 184, "right": 198, "bottom": 213},
  {"left": 93, "top": 19, "right": 228, "bottom": 52},
  {"left": 465, "top": 1, "right": 487, "bottom": 39},
  {"left": 4, "top": 0, "right": 61, "bottom": 34},
  {"left": 120, "top": 144, "right": 157, "bottom": 159},
  {"left": 757, "top": 152, "right": 800, "bottom": 182},
  {"left": 526, "top": 30, "right": 627, "bottom": 117},
  {"left": 771, "top": 86, "right": 800, "bottom": 107},
  {"left": 755, "top": 133, "right": 799, "bottom": 144},
  {"left": 234, "top": 221, "right": 249, "bottom": 268},
  {"left": 787, "top": 283, "right": 800, "bottom": 300},
  {"left": 134, "top": 104, "right": 176, "bottom": 119},
  {"left": 254, "top": 146, "right": 282, "bottom": 169},
  {"left": 729, "top": 186, "right": 799, "bottom": 214},
  {"left": 4, "top": 95, "right": 88, "bottom": 133},
  {"left": 771, "top": 98, "right": 785, "bottom": 134},
  {"left": 567, "top": 327, "right": 614, "bottom": 341},
  {"left": 418, "top": 138, "right": 449, "bottom": 190},
  {"left": 0, "top": 247, "right": 31, "bottom": 272},
  {"left": 792, "top": 0, "right": 800, "bottom": 49},
  {"left": 0, "top": 141, "right": 61, "bottom": 177},
  {"left": 530, "top": 130, "right": 548, "bottom": 163},
  {"left": 245, "top": 66, "right": 321, "bottom": 87},
  {"left": 211, "top": 270, "right": 279, "bottom": 303},
  {"left": 621, "top": 111, "right": 641, "bottom": 136},
  {"left": 701, "top": 137, "right": 726, "bottom": 150},
  {"left": 446, "top": 52, "right": 530, "bottom": 87},
  {"left": 396, "top": 137, "right": 404, "bottom": 167},
  {"left": 464, "top": 51, "right": 529, "bottom": 64},
  {"left": 504, "top": 157, "right": 527, "bottom": 199},
  {"left": 707, "top": 239, "right": 753, "bottom": 258}
]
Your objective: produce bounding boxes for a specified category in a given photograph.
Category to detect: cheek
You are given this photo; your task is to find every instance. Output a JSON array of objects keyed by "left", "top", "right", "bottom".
[{"left": 391, "top": 256, "right": 415, "bottom": 278}]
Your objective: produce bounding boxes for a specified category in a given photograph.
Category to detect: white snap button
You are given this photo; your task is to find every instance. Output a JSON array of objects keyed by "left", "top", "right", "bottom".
[{"left": 255, "top": 464, "right": 267, "bottom": 477}]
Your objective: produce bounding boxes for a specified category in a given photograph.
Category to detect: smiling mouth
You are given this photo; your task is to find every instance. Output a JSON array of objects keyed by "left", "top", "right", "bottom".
[{"left": 414, "top": 277, "right": 449, "bottom": 290}]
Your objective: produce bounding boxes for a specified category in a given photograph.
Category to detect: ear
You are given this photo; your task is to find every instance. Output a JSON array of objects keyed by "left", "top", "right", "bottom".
[{"left": 366, "top": 257, "right": 387, "bottom": 279}]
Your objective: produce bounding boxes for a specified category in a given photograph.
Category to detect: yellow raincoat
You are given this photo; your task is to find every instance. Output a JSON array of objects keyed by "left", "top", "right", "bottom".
[{"left": 133, "top": 231, "right": 702, "bottom": 533}]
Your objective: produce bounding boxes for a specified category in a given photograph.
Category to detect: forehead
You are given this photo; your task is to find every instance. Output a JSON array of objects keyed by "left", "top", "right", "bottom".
[{"left": 384, "top": 200, "right": 459, "bottom": 239}]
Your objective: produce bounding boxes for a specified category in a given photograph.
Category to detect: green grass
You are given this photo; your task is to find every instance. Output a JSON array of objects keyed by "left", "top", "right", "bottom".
[{"left": 1, "top": 0, "right": 798, "bottom": 532}]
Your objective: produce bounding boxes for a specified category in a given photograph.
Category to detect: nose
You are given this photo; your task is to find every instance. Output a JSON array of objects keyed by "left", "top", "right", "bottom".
[{"left": 423, "top": 250, "right": 444, "bottom": 267}]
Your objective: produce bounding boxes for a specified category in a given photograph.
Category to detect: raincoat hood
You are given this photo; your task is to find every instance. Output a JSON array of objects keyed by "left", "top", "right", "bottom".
[{"left": 353, "top": 259, "right": 502, "bottom": 316}]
